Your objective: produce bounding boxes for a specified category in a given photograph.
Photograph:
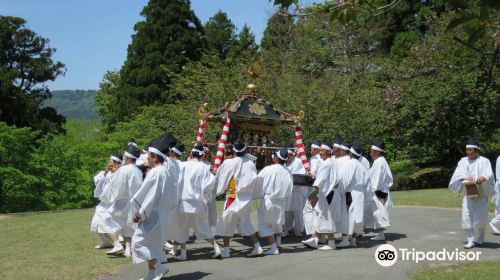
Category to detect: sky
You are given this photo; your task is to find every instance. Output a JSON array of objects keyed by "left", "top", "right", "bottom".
[{"left": 1, "top": 0, "right": 321, "bottom": 91}]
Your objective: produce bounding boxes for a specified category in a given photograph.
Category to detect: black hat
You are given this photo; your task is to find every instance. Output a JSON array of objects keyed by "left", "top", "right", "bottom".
[
  {"left": 371, "top": 140, "right": 385, "bottom": 152},
  {"left": 111, "top": 151, "right": 123, "bottom": 163},
  {"left": 320, "top": 142, "right": 333, "bottom": 151},
  {"left": 172, "top": 141, "right": 185, "bottom": 156},
  {"left": 148, "top": 139, "right": 169, "bottom": 158},
  {"left": 160, "top": 131, "right": 177, "bottom": 149},
  {"left": 350, "top": 141, "right": 363, "bottom": 157},
  {"left": 233, "top": 138, "right": 246, "bottom": 153},
  {"left": 124, "top": 144, "right": 141, "bottom": 159},
  {"left": 311, "top": 140, "right": 320, "bottom": 149},
  {"left": 276, "top": 147, "right": 288, "bottom": 161},
  {"left": 333, "top": 137, "right": 343, "bottom": 149},
  {"left": 465, "top": 137, "right": 480, "bottom": 149},
  {"left": 191, "top": 144, "right": 204, "bottom": 157},
  {"left": 341, "top": 141, "right": 351, "bottom": 151},
  {"left": 128, "top": 138, "right": 138, "bottom": 148}
]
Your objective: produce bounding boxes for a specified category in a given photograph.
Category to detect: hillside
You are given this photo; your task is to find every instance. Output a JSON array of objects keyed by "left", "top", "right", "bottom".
[{"left": 43, "top": 90, "right": 98, "bottom": 120}]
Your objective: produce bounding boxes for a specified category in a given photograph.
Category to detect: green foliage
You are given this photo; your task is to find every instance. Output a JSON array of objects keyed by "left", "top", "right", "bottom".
[
  {"left": 43, "top": 90, "right": 98, "bottom": 120},
  {"left": 388, "top": 15, "right": 500, "bottom": 163},
  {"left": 0, "top": 16, "right": 66, "bottom": 134},
  {"left": 0, "top": 120, "right": 113, "bottom": 213},
  {"left": 94, "top": 71, "right": 121, "bottom": 130}
]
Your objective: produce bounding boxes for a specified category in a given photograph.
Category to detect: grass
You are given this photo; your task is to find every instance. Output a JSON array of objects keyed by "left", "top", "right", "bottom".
[
  {"left": 391, "top": 188, "right": 496, "bottom": 212},
  {"left": 0, "top": 202, "right": 226, "bottom": 280},
  {"left": 411, "top": 261, "right": 500, "bottom": 280},
  {"left": 0, "top": 190, "right": 497, "bottom": 280}
]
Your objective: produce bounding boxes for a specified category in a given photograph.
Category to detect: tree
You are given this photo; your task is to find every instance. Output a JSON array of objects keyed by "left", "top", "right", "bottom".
[
  {"left": 229, "top": 24, "right": 259, "bottom": 59},
  {"left": 0, "top": 16, "right": 66, "bottom": 134},
  {"left": 204, "top": 10, "right": 237, "bottom": 58},
  {"left": 94, "top": 71, "right": 121, "bottom": 130},
  {"left": 115, "top": 0, "right": 206, "bottom": 126}
]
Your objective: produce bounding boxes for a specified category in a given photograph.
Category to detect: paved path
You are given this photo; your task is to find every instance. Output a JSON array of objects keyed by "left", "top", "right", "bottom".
[{"left": 101, "top": 207, "right": 499, "bottom": 280}]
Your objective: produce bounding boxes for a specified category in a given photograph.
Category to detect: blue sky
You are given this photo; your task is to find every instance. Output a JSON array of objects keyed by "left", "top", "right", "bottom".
[{"left": 1, "top": 0, "right": 321, "bottom": 90}]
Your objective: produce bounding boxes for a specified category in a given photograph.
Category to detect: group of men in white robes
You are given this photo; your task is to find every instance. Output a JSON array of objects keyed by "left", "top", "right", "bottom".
[
  {"left": 300, "top": 139, "right": 393, "bottom": 250},
  {"left": 91, "top": 144, "right": 143, "bottom": 257},
  {"left": 448, "top": 138, "right": 499, "bottom": 249}
]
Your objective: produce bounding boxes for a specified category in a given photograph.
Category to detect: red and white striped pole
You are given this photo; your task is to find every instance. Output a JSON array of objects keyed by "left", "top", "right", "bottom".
[
  {"left": 294, "top": 123, "right": 311, "bottom": 174},
  {"left": 196, "top": 117, "right": 207, "bottom": 144},
  {"left": 212, "top": 113, "right": 230, "bottom": 173}
]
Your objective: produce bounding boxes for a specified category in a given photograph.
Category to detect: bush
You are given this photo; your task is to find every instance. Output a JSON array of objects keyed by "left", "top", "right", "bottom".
[{"left": 392, "top": 167, "right": 453, "bottom": 191}]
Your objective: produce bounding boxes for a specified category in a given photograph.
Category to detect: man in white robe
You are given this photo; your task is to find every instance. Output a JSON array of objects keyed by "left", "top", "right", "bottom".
[
  {"left": 449, "top": 138, "right": 495, "bottom": 248},
  {"left": 172, "top": 144, "right": 221, "bottom": 260},
  {"left": 343, "top": 143, "right": 370, "bottom": 247},
  {"left": 91, "top": 153, "right": 121, "bottom": 249},
  {"left": 255, "top": 148, "right": 294, "bottom": 255},
  {"left": 490, "top": 155, "right": 500, "bottom": 234},
  {"left": 101, "top": 145, "right": 143, "bottom": 257},
  {"left": 309, "top": 141, "right": 322, "bottom": 177},
  {"left": 130, "top": 139, "right": 178, "bottom": 280},
  {"left": 366, "top": 140, "right": 393, "bottom": 241},
  {"left": 214, "top": 139, "right": 263, "bottom": 258},
  {"left": 302, "top": 142, "right": 340, "bottom": 250},
  {"left": 201, "top": 143, "right": 218, "bottom": 229},
  {"left": 284, "top": 147, "right": 308, "bottom": 237},
  {"left": 334, "top": 141, "right": 352, "bottom": 247}
]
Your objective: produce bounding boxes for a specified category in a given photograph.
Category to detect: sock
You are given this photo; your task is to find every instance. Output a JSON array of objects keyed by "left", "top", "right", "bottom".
[
  {"left": 113, "top": 240, "right": 122, "bottom": 248},
  {"left": 276, "top": 236, "right": 282, "bottom": 247},
  {"left": 223, "top": 247, "right": 230, "bottom": 255},
  {"left": 342, "top": 236, "right": 349, "bottom": 242},
  {"left": 254, "top": 242, "right": 262, "bottom": 251},
  {"left": 328, "top": 240, "right": 336, "bottom": 247},
  {"left": 314, "top": 236, "right": 319, "bottom": 243},
  {"left": 213, "top": 243, "right": 221, "bottom": 253},
  {"left": 269, "top": 243, "right": 277, "bottom": 251},
  {"left": 465, "top": 229, "right": 474, "bottom": 242},
  {"left": 180, "top": 249, "right": 187, "bottom": 258}
]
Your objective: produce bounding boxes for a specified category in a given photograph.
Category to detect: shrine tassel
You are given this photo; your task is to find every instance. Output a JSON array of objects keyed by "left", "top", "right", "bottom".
[
  {"left": 294, "top": 123, "right": 311, "bottom": 174},
  {"left": 213, "top": 113, "right": 230, "bottom": 172}
]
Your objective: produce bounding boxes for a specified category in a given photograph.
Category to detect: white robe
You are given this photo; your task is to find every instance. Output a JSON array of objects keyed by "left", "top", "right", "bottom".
[
  {"left": 255, "top": 164, "right": 294, "bottom": 237},
  {"left": 310, "top": 154, "right": 322, "bottom": 177},
  {"left": 306, "top": 157, "right": 340, "bottom": 234},
  {"left": 334, "top": 155, "right": 352, "bottom": 234},
  {"left": 491, "top": 155, "right": 500, "bottom": 232},
  {"left": 90, "top": 171, "right": 116, "bottom": 233},
  {"left": 203, "top": 159, "right": 218, "bottom": 227},
  {"left": 449, "top": 156, "right": 495, "bottom": 237},
  {"left": 99, "top": 164, "right": 143, "bottom": 236},
  {"left": 285, "top": 157, "right": 308, "bottom": 235},
  {"left": 367, "top": 157, "right": 393, "bottom": 230},
  {"left": 214, "top": 156, "right": 257, "bottom": 236},
  {"left": 360, "top": 156, "right": 370, "bottom": 170},
  {"left": 130, "top": 163, "right": 178, "bottom": 264},
  {"left": 343, "top": 158, "right": 369, "bottom": 235},
  {"left": 174, "top": 159, "right": 215, "bottom": 242}
]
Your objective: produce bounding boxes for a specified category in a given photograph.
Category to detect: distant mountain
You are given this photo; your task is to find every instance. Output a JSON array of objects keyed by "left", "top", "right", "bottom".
[{"left": 43, "top": 90, "right": 99, "bottom": 120}]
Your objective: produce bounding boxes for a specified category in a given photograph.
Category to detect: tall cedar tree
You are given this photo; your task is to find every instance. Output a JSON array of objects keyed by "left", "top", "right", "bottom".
[
  {"left": 117, "top": 0, "right": 206, "bottom": 123},
  {"left": 0, "top": 16, "right": 65, "bottom": 134},
  {"left": 204, "top": 10, "right": 237, "bottom": 58}
]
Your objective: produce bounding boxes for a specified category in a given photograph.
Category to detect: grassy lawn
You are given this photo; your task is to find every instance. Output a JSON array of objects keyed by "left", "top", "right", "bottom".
[
  {"left": 0, "top": 202, "right": 226, "bottom": 280},
  {"left": 411, "top": 261, "right": 500, "bottom": 280},
  {"left": 391, "top": 188, "right": 496, "bottom": 212}
]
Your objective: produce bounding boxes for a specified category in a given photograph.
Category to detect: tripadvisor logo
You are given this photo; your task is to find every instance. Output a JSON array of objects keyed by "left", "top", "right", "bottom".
[{"left": 375, "top": 244, "right": 482, "bottom": 267}]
